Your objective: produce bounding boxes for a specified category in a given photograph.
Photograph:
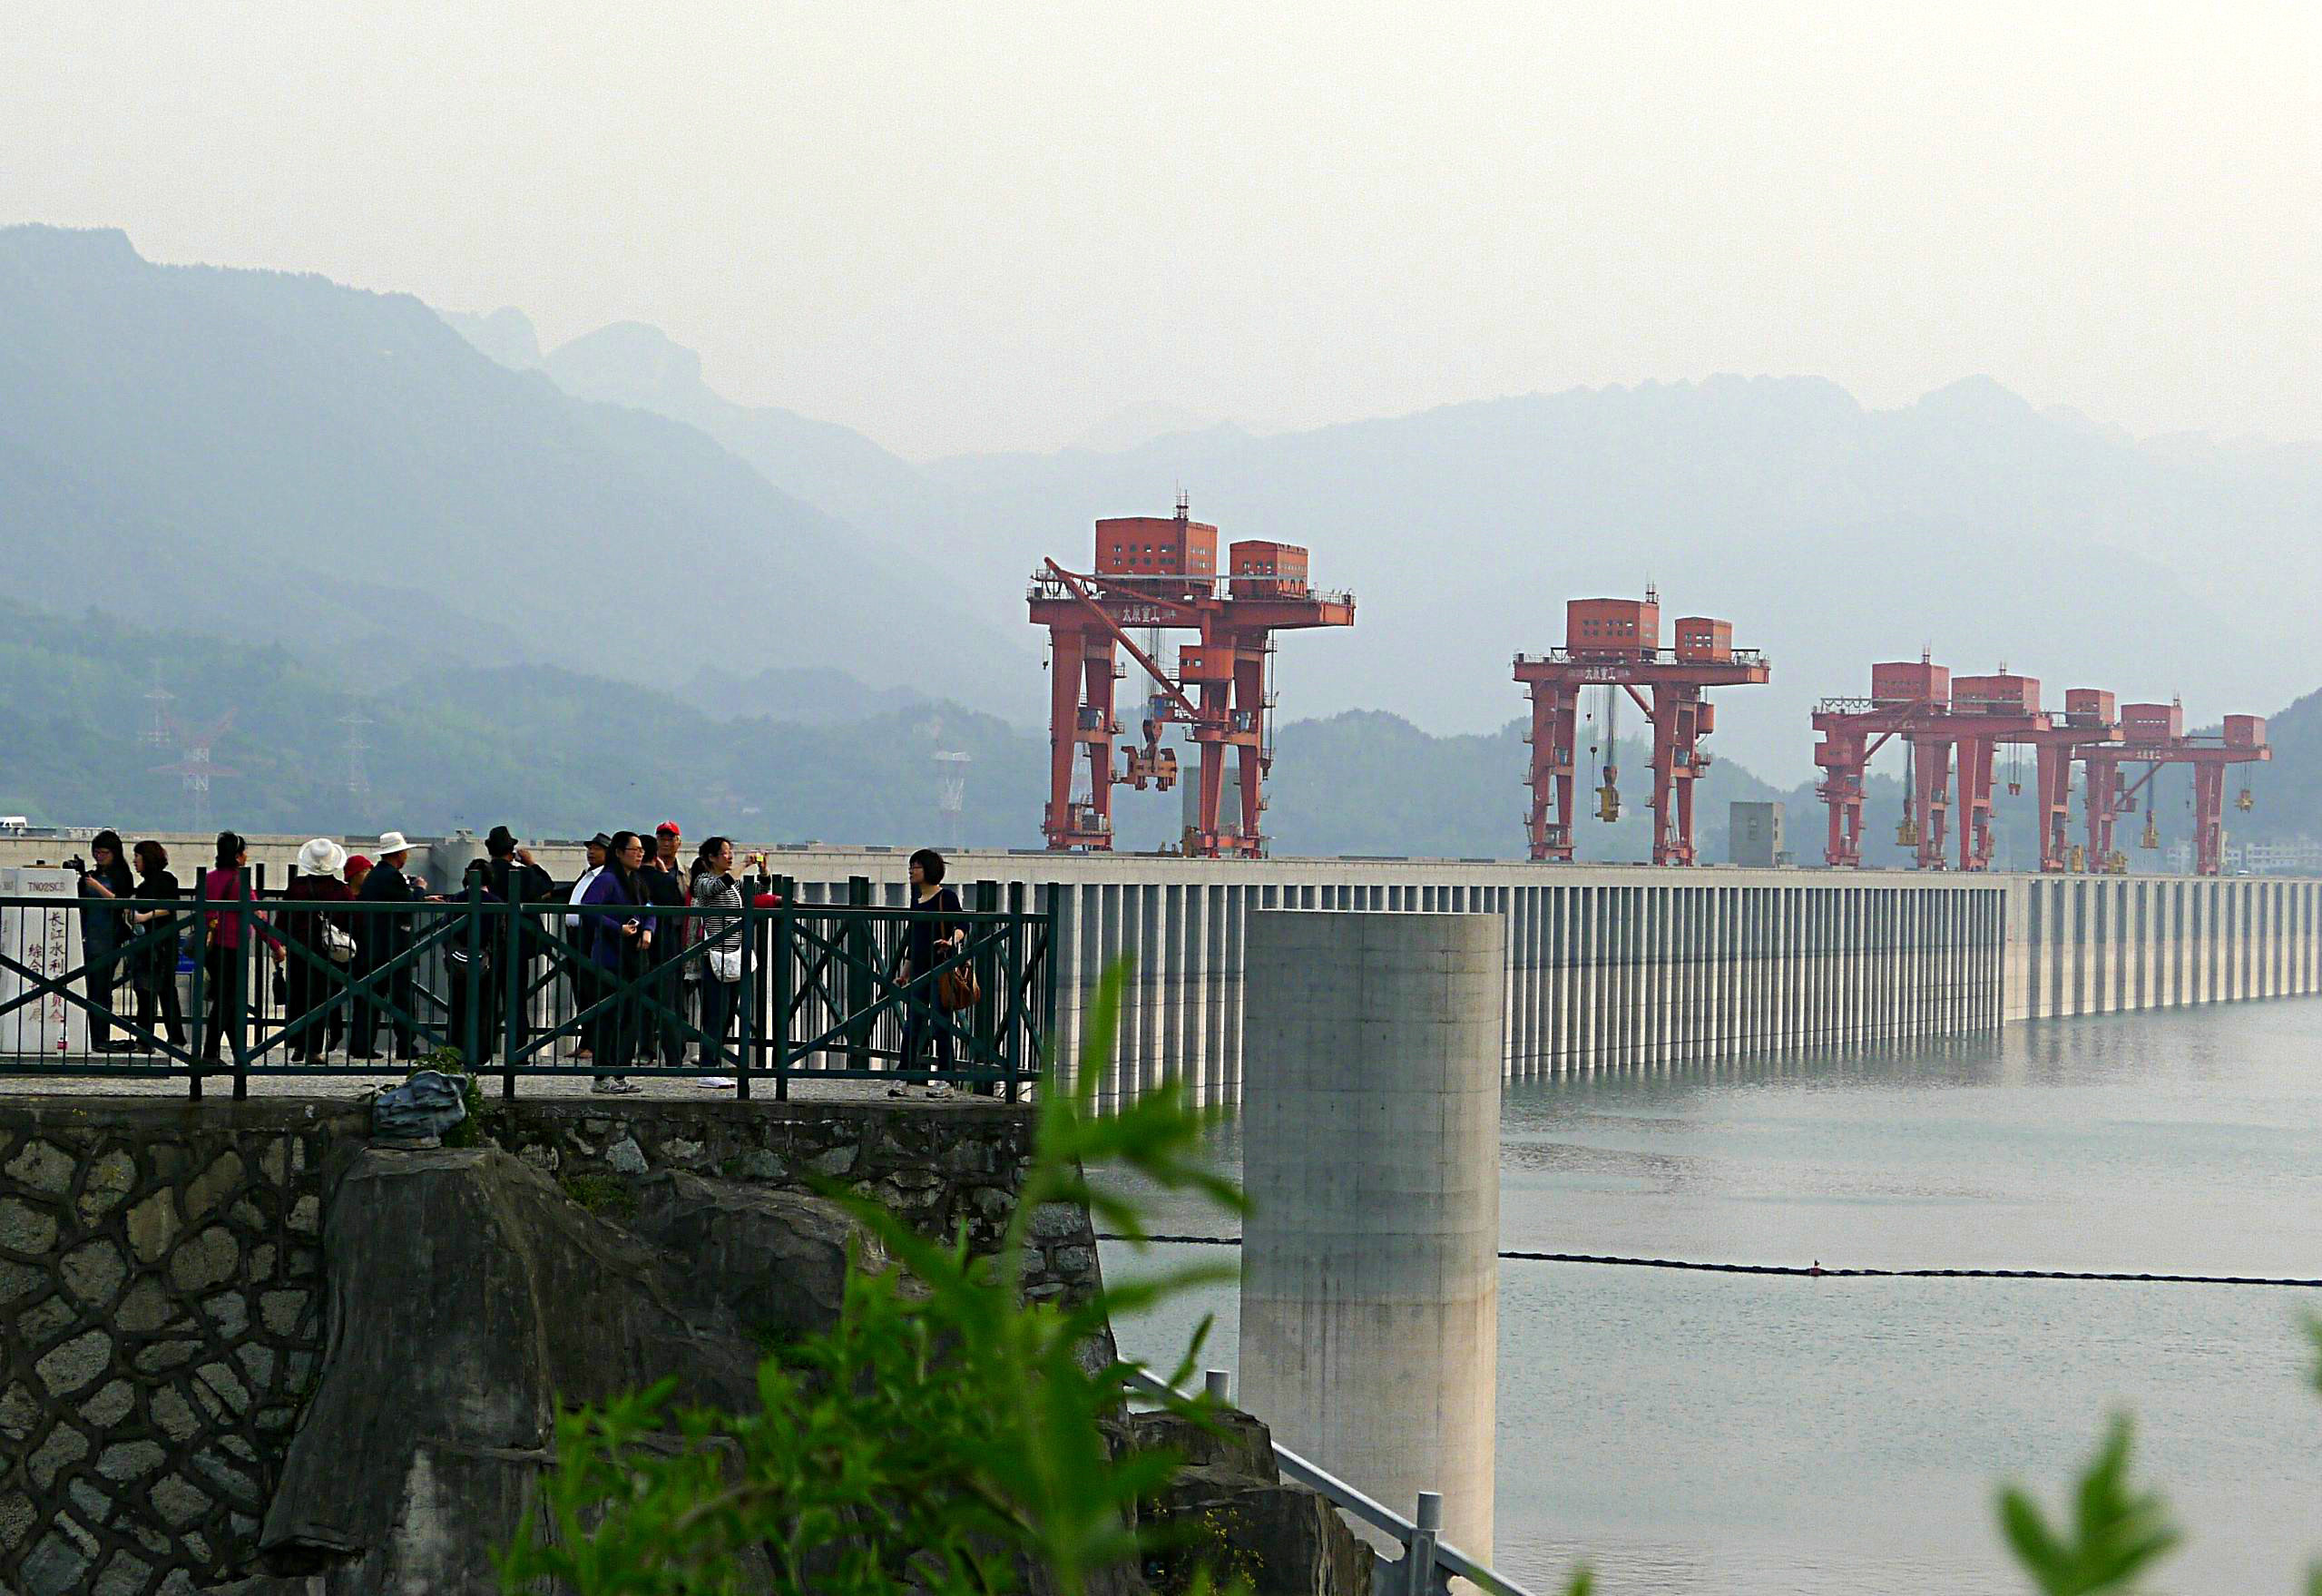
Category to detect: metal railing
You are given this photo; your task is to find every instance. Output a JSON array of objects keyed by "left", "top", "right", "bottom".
[
  {"left": 0, "top": 875, "right": 1054, "bottom": 1102},
  {"left": 1516, "top": 645, "right": 1769, "bottom": 669},
  {"left": 1125, "top": 1367, "right": 1534, "bottom": 1596}
]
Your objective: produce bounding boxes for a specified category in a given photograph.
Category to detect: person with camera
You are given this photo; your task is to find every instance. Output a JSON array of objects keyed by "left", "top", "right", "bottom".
[
  {"left": 125, "top": 839, "right": 187, "bottom": 1051},
  {"left": 484, "top": 825, "right": 555, "bottom": 1053},
  {"left": 684, "top": 836, "right": 749, "bottom": 1088},
  {"left": 72, "top": 829, "right": 136, "bottom": 1052},
  {"left": 351, "top": 831, "right": 428, "bottom": 1061}
]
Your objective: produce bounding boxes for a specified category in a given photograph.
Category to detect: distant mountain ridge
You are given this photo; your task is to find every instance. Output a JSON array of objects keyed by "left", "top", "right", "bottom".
[
  {"left": 466, "top": 300, "right": 2322, "bottom": 783},
  {"left": 0, "top": 226, "right": 1023, "bottom": 710}
]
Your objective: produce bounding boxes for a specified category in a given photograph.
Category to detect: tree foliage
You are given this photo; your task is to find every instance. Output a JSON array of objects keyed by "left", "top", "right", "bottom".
[{"left": 498, "top": 963, "right": 1245, "bottom": 1596}]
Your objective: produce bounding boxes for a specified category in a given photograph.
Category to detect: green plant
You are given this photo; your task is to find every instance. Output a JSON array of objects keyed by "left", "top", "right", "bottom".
[
  {"left": 500, "top": 961, "right": 1245, "bottom": 1596},
  {"left": 559, "top": 1174, "right": 639, "bottom": 1223},
  {"left": 1997, "top": 1417, "right": 2180, "bottom": 1596},
  {"left": 1995, "top": 1317, "right": 2322, "bottom": 1595}
]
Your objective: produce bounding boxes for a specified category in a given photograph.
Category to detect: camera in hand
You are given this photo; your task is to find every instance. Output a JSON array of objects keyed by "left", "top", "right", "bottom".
[{"left": 63, "top": 854, "right": 88, "bottom": 876}]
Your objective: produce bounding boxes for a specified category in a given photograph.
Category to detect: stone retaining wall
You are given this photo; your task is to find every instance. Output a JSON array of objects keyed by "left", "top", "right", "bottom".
[
  {"left": 0, "top": 1092, "right": 1096, "bottom": 1596},
  {"left": 481, "top": 1097, "right": 1103, "bottom": 1306},
  {"left": 0, "top": 1102, "right": 358, "bottom": 1596}
]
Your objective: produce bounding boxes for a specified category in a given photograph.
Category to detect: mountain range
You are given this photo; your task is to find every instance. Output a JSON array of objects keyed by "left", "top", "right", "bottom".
[
  {"left": 0, "top": 226, "right": 1024, "bottom": 709},
  {"left": 443, "top": 299, "right": 2321, "bottom": 788},
  {"left": 4, "top": 223, "right": 2317, "bottom": 861}
]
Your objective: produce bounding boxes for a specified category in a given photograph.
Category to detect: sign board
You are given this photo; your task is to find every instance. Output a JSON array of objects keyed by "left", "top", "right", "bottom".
[{"left": 0, "top": 867, "right": 87, "bottom": 1056}]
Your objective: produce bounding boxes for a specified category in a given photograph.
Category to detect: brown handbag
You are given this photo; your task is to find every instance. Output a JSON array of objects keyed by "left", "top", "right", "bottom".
[{"left": 937, "top": 956, "right": 981, "bottom": 1013}]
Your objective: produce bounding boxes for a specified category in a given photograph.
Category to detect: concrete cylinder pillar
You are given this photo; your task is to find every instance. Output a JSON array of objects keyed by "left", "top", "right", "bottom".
[{"left": 1238, "top": 909, "right": 1502, "bottom": 1559}]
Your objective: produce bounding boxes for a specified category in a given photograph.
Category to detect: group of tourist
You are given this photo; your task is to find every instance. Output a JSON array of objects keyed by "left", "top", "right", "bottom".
[{"left": 71, "top": 824, "right": 969, "bottom": 1095}]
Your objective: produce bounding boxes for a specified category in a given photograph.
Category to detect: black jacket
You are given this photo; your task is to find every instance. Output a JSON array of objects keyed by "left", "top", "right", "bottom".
[
  {"left": 485, "top": 857, "right": 554, "bottom": 907},
  {"left": 357, "top": 863, "right": 422, "bottom": 953},
  {"left": 636, "top": 864, "right": 686, "bottom": 964}
]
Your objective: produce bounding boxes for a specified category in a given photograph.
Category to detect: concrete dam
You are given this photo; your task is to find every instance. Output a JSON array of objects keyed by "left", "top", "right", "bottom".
[{"left": 767, "top": 852, "right": 2322, "bottom": 1106}]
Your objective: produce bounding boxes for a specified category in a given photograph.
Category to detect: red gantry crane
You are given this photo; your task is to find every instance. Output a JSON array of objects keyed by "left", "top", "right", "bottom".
[
  {"left": 1514, "top": 592, "right": 1770, "bottom": 866},
  {"left": 1901, "top": 671, "right": 2058, "bottom": 874},
  {"left": 1029, "top": 498, "right": 1355, "bottom": 857},
  {"left": 1811, "top": 657, "right": 1949, "bottom": 869},
  {"left": 2079, "top": 701, "right": 2269, "bottom": 876}
]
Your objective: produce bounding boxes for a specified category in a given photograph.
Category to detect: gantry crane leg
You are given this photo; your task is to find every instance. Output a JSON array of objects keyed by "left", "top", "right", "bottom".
[{"left": 1912, "top": 739, "right": 1953, "bottom": 870}]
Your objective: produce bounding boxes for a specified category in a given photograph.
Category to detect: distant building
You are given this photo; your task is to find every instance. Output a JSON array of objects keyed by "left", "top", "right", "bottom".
[
  {"left": 2162, "top": 837, "right": 2322, "bottom": 875},
  {"left": 1729, "top": 801, "right": 1785, "bottom": 868}
]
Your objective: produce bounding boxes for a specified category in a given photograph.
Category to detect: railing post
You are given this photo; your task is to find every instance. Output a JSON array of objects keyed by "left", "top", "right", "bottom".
[
  {"left": 459, "top": 876, "right": 483, "bottom": 1073},
  {"left": 1006, "top": 881, "right": 1027, "bottom": 1101},
  {"left": 231, "top": 867, "right": 251, "bottom": 1101},
  {"left": 503, "top": 879, "right": 522, "bottom": 1102},
  {"left": 187, "top": 870, "right": 208, "bottom": 1102},
  {"left": 772, "top": 898, "right": 792, "bottom": 1103},
  {"left": 1204, "top": 1368, "right": 1231, "bottom": 1403},
  {"left": 972, "top": 879, "right": 999, "bottom": 1089},
  {"left": 1406, "top": 1493, "right": 1443, "bottom": 1596},
  {"left": 734, "top": 896, "right": 754, "bottom": 1102},
  {"left": 1038, "top": 892, "right": 1060, "bottom": 1102},
  {"left": 846, "top": 875, "right": 872, "bottom": 1071}
]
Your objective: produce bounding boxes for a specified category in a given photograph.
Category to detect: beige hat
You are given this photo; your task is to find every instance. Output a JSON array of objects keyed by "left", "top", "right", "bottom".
[
  {"left": 375, "top": 831, "right": 418, "bottom": 856},
  {"left": 296, "top": 837, "right": 348, "bottom": 878}
]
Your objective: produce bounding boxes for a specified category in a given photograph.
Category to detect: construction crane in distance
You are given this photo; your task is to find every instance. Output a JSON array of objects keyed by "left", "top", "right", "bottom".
[
  {"left": 1028, "top": 497, "right": 1355, "bottom": 857},
  {"left": 1810, "top": 656, "right": 1949, "bottom": 869},
  {"left": 1514, "top": 592, "right": 1770, "bottom": 866},
  {"left": 2078, "top": 701, "right": 2269, "bottom": 877}
]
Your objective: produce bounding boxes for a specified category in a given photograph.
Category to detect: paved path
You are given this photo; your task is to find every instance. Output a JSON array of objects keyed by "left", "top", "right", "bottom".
[{"left": 0, "top": 1064, "right": 960, "bottom": 1104}]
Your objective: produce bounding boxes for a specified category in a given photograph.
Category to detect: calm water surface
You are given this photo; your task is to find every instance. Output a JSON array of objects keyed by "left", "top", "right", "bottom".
[{"left": 1098, "top": 999, "right": 2322, "bottom": 1595}]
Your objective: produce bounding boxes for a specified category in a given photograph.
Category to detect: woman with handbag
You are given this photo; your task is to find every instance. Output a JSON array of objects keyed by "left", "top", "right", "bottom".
[
  {"left": 685, "top": 837, "right": 744, "bottom": 1090},
  {"left": 127, "top": 839, "right": 187, "bottom": 1050},
  {"left": 282, "top": 837, "right": 356, "bottom": 1063},
  {"left": 894, "top": 847, "right": 966, "bottom": 1098}
]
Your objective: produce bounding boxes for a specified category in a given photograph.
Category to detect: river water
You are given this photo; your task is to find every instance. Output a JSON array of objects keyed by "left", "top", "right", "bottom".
[{"left": 1097, "top": 998, "right": 2322, "bottom": 1595}]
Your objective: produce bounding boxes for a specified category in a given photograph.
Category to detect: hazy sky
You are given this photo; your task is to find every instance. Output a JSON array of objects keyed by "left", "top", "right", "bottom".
[{"left": 5, "top": 3, "right": 2316, "bottom": 459}]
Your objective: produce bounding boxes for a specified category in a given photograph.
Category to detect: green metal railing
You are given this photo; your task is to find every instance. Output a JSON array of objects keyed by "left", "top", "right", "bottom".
[{"left": 0, "top": 875, "right": 1055, "bottom": 1102}]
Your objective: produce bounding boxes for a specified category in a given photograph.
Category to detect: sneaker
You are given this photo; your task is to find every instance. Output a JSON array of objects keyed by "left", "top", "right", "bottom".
[
  {"left": 591, "top": 1076, "right": 642, "bottom": 1096},
  {"left": 692, "top": 1076, "right": 736, "bottom": 1091}
]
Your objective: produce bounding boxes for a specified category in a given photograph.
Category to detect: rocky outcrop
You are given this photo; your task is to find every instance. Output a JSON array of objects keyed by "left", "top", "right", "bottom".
[
  {"left": 628, "top": 1170, "right": 888, "bottom": 1344},
  {"left": 252, "top": 1147, "right": 759, "bottom": 1593},
  {"left": 1130, "top": 1410, "right": 1374, "bottom": 1596}
]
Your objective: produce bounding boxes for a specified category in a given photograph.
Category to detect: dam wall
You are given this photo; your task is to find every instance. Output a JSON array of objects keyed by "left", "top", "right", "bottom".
[
  {"left": 2011, "top": 873, "right": 2322, "bottom": 1022},
  {"left": 8, "top": 832, "right": 2309, "bottom": 1104},
  {"left": 759, "top": 853, "right": 2319, "bottom": 1106}
]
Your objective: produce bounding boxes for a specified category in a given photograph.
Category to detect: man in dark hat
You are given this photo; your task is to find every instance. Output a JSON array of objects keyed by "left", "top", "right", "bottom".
[
  {"left": 483, "top": 827, "right": 556, "bottom": 1053},
  {"left": 563, "top": 834, "right": 612, "bottom": 1060}
]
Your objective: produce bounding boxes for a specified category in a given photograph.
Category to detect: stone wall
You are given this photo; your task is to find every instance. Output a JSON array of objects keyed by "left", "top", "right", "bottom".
[
  {"left": 0, "top": 1102, "right": 361, "bottom": 1596},
  {"left": 481, "top": 1096, "right": 1103, "bottom": 1307},
  {"left": 0, "top": 1092, "right": 1098, "bottom": 1596}
]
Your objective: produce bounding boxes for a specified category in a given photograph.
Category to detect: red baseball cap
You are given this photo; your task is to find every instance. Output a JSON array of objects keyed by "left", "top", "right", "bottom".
[{"left": 654, "top": 821, "right": 681, "bottom": 837}]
